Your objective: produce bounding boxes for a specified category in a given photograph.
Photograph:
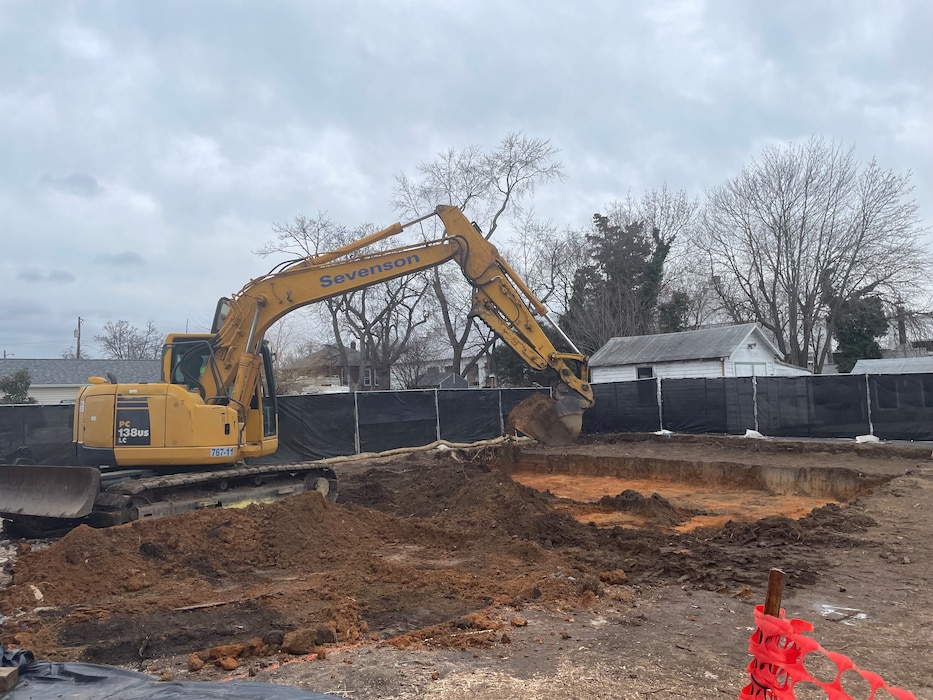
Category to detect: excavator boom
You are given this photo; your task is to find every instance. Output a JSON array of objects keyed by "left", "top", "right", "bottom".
[{"left": 195, "top": 204, "right": 591, "bottom": 445}]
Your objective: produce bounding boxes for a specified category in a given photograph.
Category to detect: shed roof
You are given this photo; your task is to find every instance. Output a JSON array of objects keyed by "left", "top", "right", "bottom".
[
  {"left": 416, "top": 370, "right": 468, "bottom": 389},
  {"left": 0, "top": 359, "right": 162, "bottom": 386},
  {"left": 590, "top": 324, "right": 775, "bottom": 367},
  {"left": 850, "top": 357, "right": 933, "bottom": 374}
]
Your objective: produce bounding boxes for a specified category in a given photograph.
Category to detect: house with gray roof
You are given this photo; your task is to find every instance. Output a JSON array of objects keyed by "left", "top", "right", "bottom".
[
  {"left": 850, "top": 356, "right": 933, "bottom": 374},
  {"left": 589, "top": 323, "right": 811, "bottom": 383},
  {"left": 0, "top": 359, "right": 162, "bottom": 404}
]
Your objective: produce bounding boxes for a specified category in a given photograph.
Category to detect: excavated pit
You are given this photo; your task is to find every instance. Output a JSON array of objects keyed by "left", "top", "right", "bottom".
[{"left": 495, "top": 441, "right": 894, "bottom": 532}]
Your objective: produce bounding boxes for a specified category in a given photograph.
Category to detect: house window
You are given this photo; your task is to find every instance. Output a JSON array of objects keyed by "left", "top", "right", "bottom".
[
  {"left": 363, "top": 367, "right": 379, "bottom": 387},
  {"left": 636, "top": 366, "right": 654, "bottom": 380},
  {"left": 339, "top": 368, "right": 348, "bottom": 386}
]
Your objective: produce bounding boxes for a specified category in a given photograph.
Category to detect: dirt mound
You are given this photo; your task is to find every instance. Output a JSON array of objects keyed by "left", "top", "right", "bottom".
[
  {"left": 339, "top": 460, "right": 551, "bottom": 520},
  {"left": 598, "top": 489, "right": 696, "bottom": 526},
  {"left": 0, "top": 448, "right": 902, "bottom": 670},
  {"left": 1, "top": 458, "right": 591, "bottom": 664},
  {"left": 4, "top": 491, "right": 381, "bottom": 612}
]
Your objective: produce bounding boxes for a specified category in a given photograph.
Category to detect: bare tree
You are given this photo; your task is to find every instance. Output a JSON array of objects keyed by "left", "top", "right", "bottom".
[
  {"left": 254, "top": 212, "right": 349, "bottom": 260},
  {"left": 605, "top": 185, "right": 700, "bottom": 246},
  {"left": 256, "top": 214, "right": 433, "bottom": 390},
  {"left": 391, "top": 331, "right": 447, "bottom": 389},
  {"left": 883, "top": 299, "right": 933, "bottom": 356},
  {"left": 264, "top": 313, "right": 317, "bottom": 378},
  {"left": 393, "top": 133, "right": 565, "bottom": 377},
  {"left": 94, "top": 320, "right": 162, "bottom": 359},
  {"left": 703, "top": 137, "right": 929, "bottom": 372},
  {"left": 503, "top": 212, "right": 588, "bottom": 315},
  {"left": 330, "top": 269, "right": 433, "bottom": 389}
]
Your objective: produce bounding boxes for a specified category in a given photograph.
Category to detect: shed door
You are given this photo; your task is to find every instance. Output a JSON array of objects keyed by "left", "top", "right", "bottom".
[{"left": 734, "top": 362, "right": 767, "bottom": 377}]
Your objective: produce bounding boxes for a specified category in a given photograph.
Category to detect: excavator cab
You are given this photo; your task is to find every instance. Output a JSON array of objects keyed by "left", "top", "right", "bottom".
[
  {"left": 166, "top": 340, "right": 213, "bottom": 396},
  {"left": 162, "top": 333, "right": 279, "bottom": 453}
]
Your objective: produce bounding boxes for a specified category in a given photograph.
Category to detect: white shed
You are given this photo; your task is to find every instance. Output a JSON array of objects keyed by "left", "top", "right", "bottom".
[{"left": 589, "top": 324, "right": 811, "bottom": 383}]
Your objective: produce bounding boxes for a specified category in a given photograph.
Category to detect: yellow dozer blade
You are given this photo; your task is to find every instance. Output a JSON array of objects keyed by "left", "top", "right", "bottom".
[
  {"left": 0, "top": 464, "right": 101, "bottom": 519},
  {"left": 507, "top": 386, "right": 587, "bottom": 447}
]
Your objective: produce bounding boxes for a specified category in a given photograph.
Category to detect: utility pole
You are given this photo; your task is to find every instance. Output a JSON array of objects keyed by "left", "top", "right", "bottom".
[{"left": 75, "top": 316, "right": 83, "bottom": 359}]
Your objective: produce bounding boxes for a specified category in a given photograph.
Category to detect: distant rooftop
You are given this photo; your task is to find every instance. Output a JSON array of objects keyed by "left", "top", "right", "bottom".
[
  {"left": 850, "top": 357, "right": 933, "bottom": 374},
  {"left": 0, "top": 358, "right": 162, "bottom": 385},
  {"left": 590, "top": 323, "right": 774, "bottom": 366}
]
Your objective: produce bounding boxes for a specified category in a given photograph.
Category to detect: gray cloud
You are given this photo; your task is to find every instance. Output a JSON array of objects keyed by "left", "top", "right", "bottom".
[
  {"left": 94, "top": 252, "right": 146, "bottom": 266},
  {"left": 0, "top": 1, "right": 929, "bottom": 357},
  {"left": 39, "top": 173, "right": 103, "bottom": 198},
  {"left": 17, "top": 269, "right": 77, "bottom": 283}
]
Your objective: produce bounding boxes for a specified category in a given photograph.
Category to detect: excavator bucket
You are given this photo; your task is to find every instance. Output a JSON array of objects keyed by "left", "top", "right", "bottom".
[
  {"left": 0, "top": 465, "right": 100, "bottom": 519},
  {"left": 507, "top": 390, "right": 585, "bottom": 447}
]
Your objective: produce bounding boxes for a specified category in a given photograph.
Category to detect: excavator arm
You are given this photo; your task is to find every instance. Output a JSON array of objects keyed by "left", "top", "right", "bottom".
[{"left": 209, "top": 205, "right": 592, "bottom": 444}]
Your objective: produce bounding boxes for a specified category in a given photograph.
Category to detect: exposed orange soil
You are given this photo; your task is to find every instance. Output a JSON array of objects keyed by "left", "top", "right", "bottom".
[{"left": 510, "top": 472, "right": 835, "bottom": 530}]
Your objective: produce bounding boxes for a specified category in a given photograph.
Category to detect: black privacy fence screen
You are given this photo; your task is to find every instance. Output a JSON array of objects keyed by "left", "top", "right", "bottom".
[{"left": 2, "top": 374, "right": 931, "bottom": 465}]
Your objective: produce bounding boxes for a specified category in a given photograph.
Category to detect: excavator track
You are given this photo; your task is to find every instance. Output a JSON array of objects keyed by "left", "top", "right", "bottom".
[{"left": 1, "top": 462, "right": 338, "bottom": 538}]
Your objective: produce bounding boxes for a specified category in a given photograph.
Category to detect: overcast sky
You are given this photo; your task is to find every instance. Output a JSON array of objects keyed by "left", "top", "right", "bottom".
[{"left": 2, "top": 0, "right": 930, "bottom": 359}]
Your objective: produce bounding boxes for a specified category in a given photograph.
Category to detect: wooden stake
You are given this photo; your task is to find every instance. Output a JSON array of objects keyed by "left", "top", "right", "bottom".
[{"left": 764, "top": 568, "right": 785, "bottom": 616}]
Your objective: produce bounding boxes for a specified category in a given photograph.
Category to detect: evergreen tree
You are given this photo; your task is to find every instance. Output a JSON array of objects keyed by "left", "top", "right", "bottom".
[
  {"left": 658, "top": 291, "right": 691, "bottom": 333},
  {"left": 832, "top": 296, "right": 889, "bottom": 373},
  {"left": 562, "top": 215, "right": 673, "bottom": 352}
]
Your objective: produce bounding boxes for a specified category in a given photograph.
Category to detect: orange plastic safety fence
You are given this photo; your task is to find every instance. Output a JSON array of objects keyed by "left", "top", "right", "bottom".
[{"left": 740, "top": 605, "right": 917, "bottom": 700}]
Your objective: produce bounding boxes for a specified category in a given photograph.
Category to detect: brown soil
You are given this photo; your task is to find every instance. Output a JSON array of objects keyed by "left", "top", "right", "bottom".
[{"left": 2, "top": 434, "right": 932, "bottom": 699}]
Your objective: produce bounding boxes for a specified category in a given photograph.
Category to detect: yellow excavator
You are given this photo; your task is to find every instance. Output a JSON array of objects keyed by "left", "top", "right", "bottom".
[{"left": 0, "top": 205, "right": 592, "bottom": 532}]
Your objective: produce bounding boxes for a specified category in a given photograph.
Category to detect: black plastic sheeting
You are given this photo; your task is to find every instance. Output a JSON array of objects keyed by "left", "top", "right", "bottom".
[
  {"left": 0, "top": 404, "right": 73, "bottom": 466},
  {"left": 356, "top": 390, "right": 437, "bottom": 453},
  {"left": 868, "top": 373, "right": 933, "bottom": 441},
  {"left": 757, "top": 375, "right": 871, "bottom": 438},
  {"left": 265, "top": 393, "right": 356, "bottom": 461},
  {"left": 661, "top": 377, "right": 756, "bottom": 435},
  {"left": 0, "top": 645, "right": 339, "bottom": 700},
  {"left": 1, "top": 376, "right": 931, "bottom": 467},
  {"left": 584, "top": 380, "right": 661, "bottom": 434},
  {"left": 437, "top": 389, "right": 502, "bottom": 443}
]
